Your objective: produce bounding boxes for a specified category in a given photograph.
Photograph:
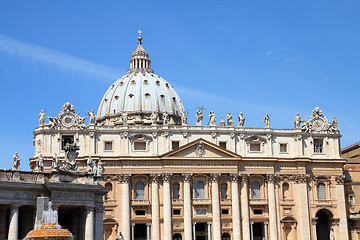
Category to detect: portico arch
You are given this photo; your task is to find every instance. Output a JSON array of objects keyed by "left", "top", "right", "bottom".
[{"left": 315, "top": 209, "right": 333, "bottom": 240}]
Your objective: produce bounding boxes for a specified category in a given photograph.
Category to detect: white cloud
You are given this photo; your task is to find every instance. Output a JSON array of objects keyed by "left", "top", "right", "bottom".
[{"left": 0, "top": 34, "right": 120, "bottom": 79}]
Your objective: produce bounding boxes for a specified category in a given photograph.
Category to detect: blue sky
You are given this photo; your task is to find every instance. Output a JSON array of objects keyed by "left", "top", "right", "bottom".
[{"left": 0, "top": 1, "right": 359, "bottom": 170}]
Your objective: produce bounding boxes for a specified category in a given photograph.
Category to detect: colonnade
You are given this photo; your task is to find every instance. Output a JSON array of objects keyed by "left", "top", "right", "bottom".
[{"left": 119, "top": 173, "right": 282, "bottom": 240}]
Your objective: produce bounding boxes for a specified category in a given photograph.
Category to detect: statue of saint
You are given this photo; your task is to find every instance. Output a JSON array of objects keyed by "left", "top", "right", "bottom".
[
  {"left": 163, "top": 112, "right": 169, "bottom": 125},
  {"left": 181, "top": 110, "right": 188, "bottom": 126},
  {"left": 52, "top": 153, "right": 59, "bottom": 171},
  {"left": 219, "top": 117, "right": 226, "bottom": 127},
  {"left": 96, "top": 158, "right": 105, "bottom": 176},
  {"left": 36, "top": 154, "right": 44, "bottom": 172},
  {"left": 116, "top": 232, "right": 124, "bottom": 240},
  {"left": 238, "top": 112, "right": 245, "bottom": 127},
  {"left": 264, "top": 113, "right": 270, "bottom": 128},
  {"left": 87, "top": 109, "right": 96, "bottom": 125},
  {"left": 150, "top": 111, "right": 158, "bottom": 125},
  {"left": 79, "top": 116, "right": 88, "bottom": 129},
  {"left": 87, "top": 156, "right": 94, "bottom": 174},
  {"left": 209, "top": 111, "right": 216, "bottom": 126},
  {"left": 331, "top": 116, "right": 338, "bottom": 131},
  {"left": 48, "top": 117, "right": 58, "bottom": 129},
  {"left": 226, "top": 112, "right": 234, "bottom": 127},
  {"left": 294, "top": 113, "right": 303, "bottom": 129},
  {"left": 196, "top": 107, "right": 203, "bottom": 126},
  {"left": 38, "top": 110, "right": 46, "bottom": 126},
  {"left": 12, "top": 152, "right": 21, "bottom": 170}
]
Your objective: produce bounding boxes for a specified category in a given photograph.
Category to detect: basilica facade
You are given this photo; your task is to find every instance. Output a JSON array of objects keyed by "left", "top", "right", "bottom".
[{"left": 31, "top": 34, "right": 349, "bottom": 240}]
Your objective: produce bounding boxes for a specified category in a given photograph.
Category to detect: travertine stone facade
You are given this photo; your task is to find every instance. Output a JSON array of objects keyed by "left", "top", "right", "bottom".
[{"left": 30, "top": 35, "right": 349, "bottom": 240}]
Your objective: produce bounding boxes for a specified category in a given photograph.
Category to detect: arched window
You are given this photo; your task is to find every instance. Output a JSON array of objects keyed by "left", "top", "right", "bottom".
[
  {"left": 221, "top": 233, "right": 231, "bottom": 240},
  {"left": 173, "top": 182, "right": 180, "bottom": 200},
  {"left": 104, "top": 182, "right": 113, "bottom": 200},
  {"left": 220, "top": 182, "right": 227, "bottom": 199},
  {"left": 196, "top": 181, "right": 205, "bottom": 199},
  {"left": 282, "top": 183, "right": 290, "bottom": 199},
  {"left": 135, "top": 182, "right": 145, "bottom": 200},
  {"left": 252, "top": 182, "right": 261, "bottom": 199},
  {"left": 318, "top": 183, "right": 326, "bottom": 200}
]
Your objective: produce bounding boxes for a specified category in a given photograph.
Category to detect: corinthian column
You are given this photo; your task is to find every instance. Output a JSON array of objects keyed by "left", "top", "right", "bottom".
[
  {"left": 8, "top": 204, "right": 20, "bottom": 240},
  {"left": 210, "top": 173, "right": 221, "bottom": 240},
  {"left": 163, "top": 173, "right": 173, "bottom": 240},
  {"left": 266, "top": 174, "right": 278, "bottom": 240},
  {"left": 120, "top": 174, "right": 131, "bottom": 240},
  {"left": 295, "top": 174, "right": 311, "bottom": 240},
  {"left": 230, "top": 173, "right": 241, "bottom": 240},
  {"left": 335, "top": 175, "right": 349, "bottom": 239},
  {"left": 150, "top": 174, "right": 161, "bottom": 240},
  {"left": 85, "top": 206, "right": 94, "bottom": 240},
  {"left": 182, "top": 173, "right": 193, "bottom": 240},
  {"left": 240, "top": 174, "right": 250, "bottom": 240}
]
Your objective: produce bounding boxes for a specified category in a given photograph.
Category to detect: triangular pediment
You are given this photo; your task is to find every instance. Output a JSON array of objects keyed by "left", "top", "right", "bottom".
[{"left": 161, "top": 138, "right": 241, "bottom": 160}]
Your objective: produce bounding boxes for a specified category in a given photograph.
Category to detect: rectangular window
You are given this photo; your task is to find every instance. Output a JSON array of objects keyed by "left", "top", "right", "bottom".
[
  {"left": 250, "top": 143, "right": 261, "bottom": 152},
  {"left": 173, "top": 209, "right": 181, "bottom": 215},
  {"left": 61, "top": 135, "right": 74, "bottom": 150},
  {"left": 173, "top": 187, "right": 180, "bottom": 199},
  {"left": 104, "top": 141, "right": 113, "bottom": 151},
  {"left": 254, "top": 209, "right": 263, "bottom": 215},
  {"left": 280, "top": 143, "right": 287, "bottom": 153},
  {"left": 135, "top": 210, "right": 146, "bottom": 216},
  {"left": 221, "top": 209, "right": 229, "bottom": 215},
  {"left": 219, "top": 141, "right": 227, "bottom": 149},
  {"left": 172, "top": 141, "right": 180, "bottom": 150},
  {"left": 134, "top": 142, "right": 147, "bottom": 151},
  {"left": 314, "top": 139, "right": 323, "bottom": 153}
]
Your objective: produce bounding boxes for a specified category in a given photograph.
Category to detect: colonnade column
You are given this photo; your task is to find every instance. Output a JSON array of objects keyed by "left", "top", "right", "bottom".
[
  {"left": 163, "top": 173, "right": 173, "bottom": 240},
  {"left": 192, "top": 222, "right": 196, "bottom": 240},
  {"left": 182, "top": 173, "right": 193, "bottom": 240},
  {"left": 335, "top": 175, "right": 350, "bottom": 239},
  {"left": 150, "top": 174, "right": 161, "bottom": 240},
  {"left": 266, "top": 174, "right": 278, "bottom": 240},
  {"left": 131, "top": 223, "right": 135, "bottom": 240},
  {"left": 210, "top": 173, "right": 221, "bottom": 240},
  {"left": 8, "top": 204, "right": 20, "bottom": 240},
  {"left": 120, "top": 174, "right": 131, "bottom": 240},
  {"left": 296, "top": 174, "right": 311, "bottom": 240},
  {"left": 146, "top": 223, "right": 151, "bottom": 240},
  {"left": 240, "top": 174, "right": 250, "bottom": 240},
  {"left": 95, "top": 206, "right": 104, "bottom": 240},
  {"left": 85, "top": 206, "right": 94, "bottom": 240},
  {"left": 230, "top": 173, "right": 241, "bottom": 240}
]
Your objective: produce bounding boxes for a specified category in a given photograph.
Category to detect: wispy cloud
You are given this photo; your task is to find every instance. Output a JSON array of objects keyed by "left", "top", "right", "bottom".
[{"left": 0, "top": 34, "right": 120, "bottom": 79}]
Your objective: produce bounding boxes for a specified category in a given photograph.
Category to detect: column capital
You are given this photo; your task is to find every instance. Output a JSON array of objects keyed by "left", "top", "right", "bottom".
[
  {"left": 207, "top": 222, "right": 212, "bottom": 225},
  {"left": 239, "top": 174, "right": 250, "bottom": 182},
  {"left": 294, "top": 174, "right": 309, "bottom": 183},
  {"left": 162, "top": 173, "right": 173, "bottom": 182},
  {"left": 335, "top": 175, "right": 345, "bottom": 184},
  {"left": 119, "top": 174, "right": 131, "bottom": 183},
  {"left": 230, "top": 173, "right": 240, "bottom": 182},
  {"left": 85, "top": 206, "right": 94, "bottom": 212},
  {"left": 266, "top": 174, "right": 276, "bottom": 183},
  {"left": 10, "top": 203, "right": 22, "bottom": 209},
  {"left": 210, "top": 173, "right": 221, "bottom": 182},
  {"left": 182, "top": 173, "right": 193, "bottom": 182},
  {"left": 150, "top": 173, "right": 161, "bottom": 183},
  {"left": 146, "top": 223, "right": 151, "bottom": 226},
  {"left": 131, "top": 223, "right": 136, "bottom": 227},
  {"left": 192, "top": 222, "right": 197, "bottom": 226}
]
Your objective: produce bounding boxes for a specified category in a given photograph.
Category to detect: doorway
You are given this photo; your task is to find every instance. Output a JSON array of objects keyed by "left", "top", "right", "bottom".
[
  {"left": 195, "top": 222, "right": 207, "bottom": 240},
  {"left": 316, "top": 209, "right": 332, "bottom": 240},
  {"left": 134, "top": 224, "right": 147, "bottom": 240},
  {"left": 252, "top": 222, "right": 265, "bottom": 240}
]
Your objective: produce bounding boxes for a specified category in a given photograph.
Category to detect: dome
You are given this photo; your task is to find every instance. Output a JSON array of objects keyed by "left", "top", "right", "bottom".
[{"left": 97, "top": 33, "right": 187, "bottom": 126}]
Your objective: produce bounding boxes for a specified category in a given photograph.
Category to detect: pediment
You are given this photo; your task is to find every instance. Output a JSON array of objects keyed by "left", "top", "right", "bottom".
[{"left": 161, "top": 138, "right": 241, "bottom": 160}]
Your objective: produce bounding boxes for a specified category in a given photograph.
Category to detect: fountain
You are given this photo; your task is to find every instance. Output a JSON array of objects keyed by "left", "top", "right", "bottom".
[{"left": 24, "top": 202, "right": 74, "bottom": 240}]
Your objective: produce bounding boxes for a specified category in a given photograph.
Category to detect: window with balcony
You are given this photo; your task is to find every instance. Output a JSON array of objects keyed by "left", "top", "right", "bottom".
[
  {"left": 172, "top": 182, "right": 180, "bottom": 199},
  {"left": 318, "top": 183, "right": 326, "bottom": 200},
  {"left": 135, "top": 182, "right": 145, "bottom": 200},
  {"left": 195, "top": 181, "right": 205, "bottom": 199},
  {"left": 252, "top": 182, "right": 261, "bottom": 199},
  {"left": 220, "top": 182, "right": 227, "bottom": 199},
  {"left": 61, "top": 135, "right": 74, "bottom": 150},
  {"left": 314, "top": 139, "right": 323, "bottom": 153}
]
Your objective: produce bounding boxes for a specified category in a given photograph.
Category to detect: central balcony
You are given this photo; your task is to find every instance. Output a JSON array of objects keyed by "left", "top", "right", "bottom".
[{"left": 132, "top": 199, "right": 151, "bottom": 206}]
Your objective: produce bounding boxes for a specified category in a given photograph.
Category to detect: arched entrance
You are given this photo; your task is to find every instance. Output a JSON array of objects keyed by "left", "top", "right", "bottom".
[
  {"left": 195, "top": 222, "right": 207, "bottom": 240},
  {"left": 316, "top": 209, "right": 333, "bottom": 240}
]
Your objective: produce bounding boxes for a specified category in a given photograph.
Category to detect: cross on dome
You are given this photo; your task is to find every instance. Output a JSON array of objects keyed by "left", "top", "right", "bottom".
[{"left": 138, "top": 29, "right": 143, "bottom": 42}]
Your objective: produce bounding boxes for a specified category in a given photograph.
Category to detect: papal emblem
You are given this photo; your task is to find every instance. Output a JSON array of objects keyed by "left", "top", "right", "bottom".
[{"left": 195, "top": 141, "right": 205, "bottom": 157}]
